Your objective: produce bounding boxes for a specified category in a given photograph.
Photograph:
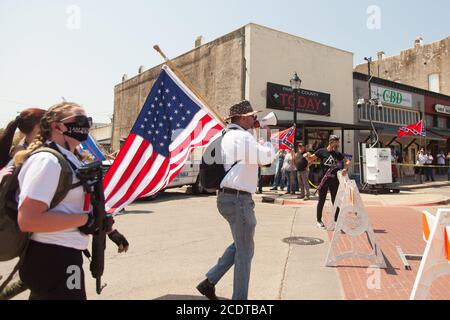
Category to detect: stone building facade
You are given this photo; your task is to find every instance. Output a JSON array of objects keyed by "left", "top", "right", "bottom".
[
  {"left": 112, "top": 28, "right": 245, "bottom": 151},
  {"left": 354, "top": 36, "right": 450, "bottom": 96}
]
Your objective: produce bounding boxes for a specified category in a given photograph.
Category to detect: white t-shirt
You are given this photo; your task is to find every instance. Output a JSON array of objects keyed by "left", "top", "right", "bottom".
[
  {"left": 437, "top": 153, "right": 446, "bottom": 165},
  {"left": 220, "top": 124, "right": 277, "bottom": 193},
  {"left": 18, "top": 144, "right": 90, "bottom": 250}
]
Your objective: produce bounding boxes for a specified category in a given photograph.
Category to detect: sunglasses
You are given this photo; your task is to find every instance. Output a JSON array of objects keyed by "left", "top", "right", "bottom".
[{"left": 61, "top": 115, "right": 93, "bottom": 127}]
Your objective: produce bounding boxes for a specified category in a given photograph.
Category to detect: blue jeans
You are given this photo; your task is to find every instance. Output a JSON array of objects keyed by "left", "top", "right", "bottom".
[
  {"left": 206, "top": 192, "right": 256, "bottom": 300},
  {"left": 286, "top": 171, "right": 297, "bottom": 193},
  {"left": 272, "top": 169, "right": 285, "bottom": 188}
]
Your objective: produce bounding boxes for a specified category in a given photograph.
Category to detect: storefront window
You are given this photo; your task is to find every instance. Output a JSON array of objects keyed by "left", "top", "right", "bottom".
[
  {"left": 437, "top": 117, "right": 446, "bottom": 129},
  {"left": 425, "top": 115, "right": 434, "bottom": 128}
]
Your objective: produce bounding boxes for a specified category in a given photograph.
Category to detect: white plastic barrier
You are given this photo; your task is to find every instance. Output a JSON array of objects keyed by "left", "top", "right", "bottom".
[
  {"left": 325, "top": 171, "right": 386, "bottom": 268},
  {"left": 410, "top": 209, "right": 450, "bottom": 300}
]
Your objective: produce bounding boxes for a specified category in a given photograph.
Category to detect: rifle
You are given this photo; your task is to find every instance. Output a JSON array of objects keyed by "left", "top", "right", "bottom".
[
  {"left": 314, "top": 165, "right": 338, "bottom": 195},
  {"left": 77, "top": 161, "right": 111, "bottom": 295}
]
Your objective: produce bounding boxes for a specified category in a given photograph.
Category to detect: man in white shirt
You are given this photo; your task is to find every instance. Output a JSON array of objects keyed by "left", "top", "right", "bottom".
[
  {"left": 416, "top": 148, "right": 428, "bottom": 183},
  {"left": 425, "top": 150, "right": 435, "bottom": 182},
  {"left": 197, "top": 100, "right": 277, "bottom": 300},
  {"left": 436, "top": 151, "right": 446, "bottom": 175}
]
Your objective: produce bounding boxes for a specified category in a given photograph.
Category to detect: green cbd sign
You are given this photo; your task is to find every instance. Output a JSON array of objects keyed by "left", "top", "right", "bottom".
[
  {"left": 383, "top": 90, "right": 403, "bottom": 104},
  {"left": 372, "top": 85, "right": 412, "bottom": 108}
]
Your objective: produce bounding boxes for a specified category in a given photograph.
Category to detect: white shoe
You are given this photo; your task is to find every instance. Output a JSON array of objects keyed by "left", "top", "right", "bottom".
[{"left": 316, "top": 222, "right": 326, "bottom": 230}]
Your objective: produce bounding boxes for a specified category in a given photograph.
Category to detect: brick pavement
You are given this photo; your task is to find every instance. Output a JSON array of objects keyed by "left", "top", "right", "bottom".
[{"left": 323, "top": 206, "right": 450, "bottom": 300}]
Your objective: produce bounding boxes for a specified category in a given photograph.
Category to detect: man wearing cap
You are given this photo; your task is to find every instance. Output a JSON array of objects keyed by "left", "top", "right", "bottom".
[
  {"left": 196, "top": 100, "right": 277, "bottom": 300},
  {"left": 306, "top": 135, "right": 351, "bottom": 229}
]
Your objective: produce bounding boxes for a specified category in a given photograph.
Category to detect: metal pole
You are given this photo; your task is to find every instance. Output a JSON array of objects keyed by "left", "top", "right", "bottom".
[{"left": 293, "top": 88, "right": 298, "bottom": 148}]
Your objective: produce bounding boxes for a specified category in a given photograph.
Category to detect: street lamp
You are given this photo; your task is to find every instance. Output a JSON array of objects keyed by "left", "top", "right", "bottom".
[{"left": 290, "top": 72, "right": 302, "bottom": 148}]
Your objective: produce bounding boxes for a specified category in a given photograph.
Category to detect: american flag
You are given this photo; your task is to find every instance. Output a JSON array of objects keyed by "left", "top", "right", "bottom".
[
  {"left": 104, "top": 65, "right": 224, "bottom": 214},
  {"left": 271, "top": 126, "right": 295, "bottom": 150}
]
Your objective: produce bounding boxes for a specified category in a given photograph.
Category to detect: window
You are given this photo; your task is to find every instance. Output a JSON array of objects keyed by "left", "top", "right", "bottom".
[
  {"left": 437, "top": 117, "right": 446, "bottom": 129},
  {"left": 425, "top": 115, "right": 434, "bottom": 128},
  {"left": 429, "top": 73, "right": 440, "bottom": 93}
]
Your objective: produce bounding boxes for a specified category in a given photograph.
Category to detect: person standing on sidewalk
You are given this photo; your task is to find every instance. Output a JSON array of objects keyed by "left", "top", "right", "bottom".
[
  {"left": 416, "top": 148, "right": 427, "bottom": 183},
  {"left": 425, "top": 150, "right": 435, "bottom": 182},
  {"left": 295, "top": 143, "right": 310, "bottom": 200},
  {"left": 436, "top": 151, "right": 446, "bottom": 175},
  {"left": 306, "top": 135, "right": 350, "bottom": 230},
  {"left": 283, "top": 148, "right": 297, "bottom": 195},
  {"left": 270, "top": 150, "right": 286, "bottom": 191},
  {"left": 447, "top": 151, "right": 450, "bottom": 182},
  {"left": 196, "top": 100, "right": 277, "bottom": 301}
]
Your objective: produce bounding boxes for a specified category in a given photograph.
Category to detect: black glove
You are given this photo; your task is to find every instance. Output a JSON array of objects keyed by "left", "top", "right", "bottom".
[
  {"left": 108, "top": 230, "right": 129, "bottom": 252},
  {"left": 78, "top": 213, "right": 99, "bottom": 235},
  {"left": 105, "top": 215, "right": 115, "bottom": 233}
]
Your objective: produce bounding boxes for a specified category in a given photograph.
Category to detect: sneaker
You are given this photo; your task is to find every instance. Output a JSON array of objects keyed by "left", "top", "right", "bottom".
[
  {"left": 270, "top": 187, "right": 278, "bottom": 191},
  {"left": 304, "top": 196, "right": 310, "bottom": 201},
  {"left": 196, "top": 279, "right": 218, "bottom": 300},
  {"left": 316, "top": 222, "right": 326, "bottom": 230}
]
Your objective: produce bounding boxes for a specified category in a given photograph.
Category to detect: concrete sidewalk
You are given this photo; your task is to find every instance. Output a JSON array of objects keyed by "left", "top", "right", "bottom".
[{"left": 254, "top": 182, "right": 450, "bottom": 207}]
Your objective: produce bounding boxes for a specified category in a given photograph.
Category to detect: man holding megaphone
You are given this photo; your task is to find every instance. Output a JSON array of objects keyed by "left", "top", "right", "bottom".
[{"left": 197, "top": 100, "right": 278, "bottom": 301}]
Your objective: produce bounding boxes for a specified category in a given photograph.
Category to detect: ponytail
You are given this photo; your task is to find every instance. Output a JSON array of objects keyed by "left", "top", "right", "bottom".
[
  {"left": 14, "top": 134, "right": 47, "bottom": 167},
  {"left": 0, "top": 117, "right": 20, "bottom": 168}
]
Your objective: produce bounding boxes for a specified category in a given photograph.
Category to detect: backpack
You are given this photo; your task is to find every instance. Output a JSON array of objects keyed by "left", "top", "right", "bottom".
[
  {"left": 0, "top": 146, "right": 76, "bottom": 293},
  {"left": 199, "top": 128, "right": 239, "bottom": 191}
]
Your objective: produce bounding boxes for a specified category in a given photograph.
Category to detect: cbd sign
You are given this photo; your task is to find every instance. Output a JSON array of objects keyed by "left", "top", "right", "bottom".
[{"left": 371, "top": 85, "right": 412, "bottom": 108}]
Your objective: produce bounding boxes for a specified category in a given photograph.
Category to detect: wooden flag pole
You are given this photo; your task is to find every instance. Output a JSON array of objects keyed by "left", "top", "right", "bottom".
[{"left": 153, "top": 45, "right": 226, "bottom": 127}]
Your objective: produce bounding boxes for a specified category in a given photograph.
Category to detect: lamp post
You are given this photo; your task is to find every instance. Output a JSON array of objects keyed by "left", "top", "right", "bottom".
[{"left": 290, "top": 72, "right": 302, "bottom": 148}]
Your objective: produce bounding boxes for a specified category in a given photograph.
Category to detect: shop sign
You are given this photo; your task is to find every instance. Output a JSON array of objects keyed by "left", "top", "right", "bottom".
[
  {"left": 434, "top": 104, "right": 450, "bottom": 115},
  {"left": 267, "top": 82, "right": 331, "bottom": 116},
  {"left": 371, "top": 85, "right": 412, "bottom": 108}
]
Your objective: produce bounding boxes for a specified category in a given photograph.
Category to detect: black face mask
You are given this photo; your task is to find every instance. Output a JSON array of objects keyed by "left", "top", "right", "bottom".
[{"left": 62, "top": 116, "right": 91, "bottom": 142}]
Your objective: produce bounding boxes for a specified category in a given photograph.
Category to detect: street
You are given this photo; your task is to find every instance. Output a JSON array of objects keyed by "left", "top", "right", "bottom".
[{"left": 2, "top": 183, "right": 449, "bottom": 300}]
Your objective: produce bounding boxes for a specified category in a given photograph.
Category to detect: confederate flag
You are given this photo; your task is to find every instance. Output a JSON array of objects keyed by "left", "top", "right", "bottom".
[
  {"left": 271, "top": 126, "right": 295, "bottom": 150},
  {"left": 397, "top": 120, "right": 426, "bottom": 139}
]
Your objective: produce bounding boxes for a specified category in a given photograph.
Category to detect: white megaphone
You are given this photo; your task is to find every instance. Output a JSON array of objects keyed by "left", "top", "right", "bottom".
[{"left": 255, "top": 112, "right": 278, "bottom": 129}]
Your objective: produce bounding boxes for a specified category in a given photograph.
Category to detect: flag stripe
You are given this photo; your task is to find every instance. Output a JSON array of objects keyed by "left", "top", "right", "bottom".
[
  {"left": 105, "top": 137, "right": 151, "bottom": 201},
  {"left": 107, "top": 153, "right": 165, "bottom": 211},
  {"left": 104, "top": 134, "right": 139, "bottom": 188},
  {"left": 170, "top": 119, "right": 223, "bottom": 164},
  {"left": 107, "top": 154, "right": 167, "bottom": 212}
]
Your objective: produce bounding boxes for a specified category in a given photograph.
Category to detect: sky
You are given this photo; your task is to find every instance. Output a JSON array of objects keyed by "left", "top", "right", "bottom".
[{"left": 1, "top": 0, "right": 449, "bottom": 127}]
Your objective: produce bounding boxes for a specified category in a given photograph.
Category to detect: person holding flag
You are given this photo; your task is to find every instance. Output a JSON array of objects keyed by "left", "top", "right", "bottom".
[{"left": 197, "top": 101, "right": 277, "bottom": 300}]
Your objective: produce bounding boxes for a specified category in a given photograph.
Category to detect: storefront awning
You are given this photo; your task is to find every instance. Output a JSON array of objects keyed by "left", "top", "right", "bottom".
[
  {"left": 277, "top": 120, "right": 376, "bottom": 131},
  {"left": 427, "top": 129, "right": 450, "bottom": 140},
  {"left": 378, "top": 126, "right": 447, "bottom": 141}
]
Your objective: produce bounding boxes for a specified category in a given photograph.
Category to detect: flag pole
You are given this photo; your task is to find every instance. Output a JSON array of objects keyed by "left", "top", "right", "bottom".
[{"left": 153, "top": 45, "right": 226, "bottom": 127}]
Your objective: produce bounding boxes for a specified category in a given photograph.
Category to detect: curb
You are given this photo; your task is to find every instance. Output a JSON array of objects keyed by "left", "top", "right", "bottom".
[
  {"left": 399, "top": 181, "right": 450, "bottom": 191},
  {"left": 260, "top": 196, "right": 450, "bottom": 207}
]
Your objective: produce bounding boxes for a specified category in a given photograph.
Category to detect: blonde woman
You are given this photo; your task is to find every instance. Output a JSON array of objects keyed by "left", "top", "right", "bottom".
[{"left": 15, "top": 102, "right": 128, "bottom": 300}]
